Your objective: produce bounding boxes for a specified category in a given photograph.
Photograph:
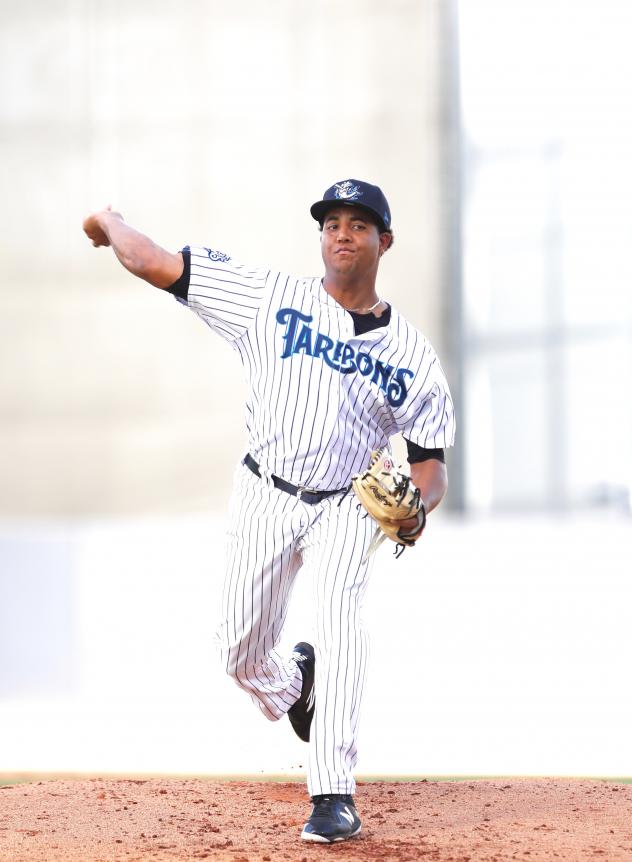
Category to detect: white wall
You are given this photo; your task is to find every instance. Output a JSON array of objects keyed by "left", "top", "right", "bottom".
[
  {"left": 0, "top": 0, "right": 448, "bottom": 516},
  {"left": 460, "top": 0, "right": 632, "bottom": 512},
  {"left": 1, "top": 511, "right": 630, "bottom": 777}
]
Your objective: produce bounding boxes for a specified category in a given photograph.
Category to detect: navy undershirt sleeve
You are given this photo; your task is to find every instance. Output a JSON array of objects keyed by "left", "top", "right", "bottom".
[
  {"left": 405, "top": 439, "right": 445, "bottom": 464},
  {"left": 165, "top": 246, "right": 190, "bottom": 300}
]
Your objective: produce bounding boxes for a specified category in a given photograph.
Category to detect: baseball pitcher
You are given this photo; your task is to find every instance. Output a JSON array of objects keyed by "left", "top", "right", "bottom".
[{"left": 83, "top": 179, "right": 455, "bottom": 843}]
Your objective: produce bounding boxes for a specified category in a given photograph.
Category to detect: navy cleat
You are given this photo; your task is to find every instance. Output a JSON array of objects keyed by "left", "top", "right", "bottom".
[
  {"left": 301, "top": 794, "right": 362, "bottom": 843},
  {"left": 287, "top": 642, "right": 315, "bottom": 742}
]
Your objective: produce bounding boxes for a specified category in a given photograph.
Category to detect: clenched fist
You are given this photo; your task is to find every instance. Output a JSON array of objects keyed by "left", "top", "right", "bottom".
[{"left": 82, "top": 205, "right": 123, "bottom": 247}]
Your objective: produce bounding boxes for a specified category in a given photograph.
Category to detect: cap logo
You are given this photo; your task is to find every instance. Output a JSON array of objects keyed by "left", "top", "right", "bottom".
[{"left": 333, "top": 181, "right": 362, "bottom": 201}]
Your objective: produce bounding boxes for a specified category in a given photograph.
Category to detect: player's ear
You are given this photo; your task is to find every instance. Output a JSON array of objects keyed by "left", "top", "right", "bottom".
[{"left": 379, "top": 231, "right": 394, "bottom": 255}]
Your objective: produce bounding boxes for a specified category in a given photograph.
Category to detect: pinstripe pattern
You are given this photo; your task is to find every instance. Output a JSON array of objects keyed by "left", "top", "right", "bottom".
[
  {"left": 217, "top": 464, "right": 376, "bottom": 795},
  {"left": 183, "top": 246, "right": 455, "bottom": 487},
  {"left": 178, "top": 244, "right": 455, "bottom": 797},
  {"left": 299, "top": 490, "right": 376, "bottom": 795},
  {"left": 218, "top": 464, "right": 306, "bottom": 720}
]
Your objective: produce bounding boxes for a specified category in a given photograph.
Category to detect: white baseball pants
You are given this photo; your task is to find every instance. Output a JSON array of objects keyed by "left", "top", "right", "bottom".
[{"left": 216, "top": 462, "right": 377, "bottom": 796}]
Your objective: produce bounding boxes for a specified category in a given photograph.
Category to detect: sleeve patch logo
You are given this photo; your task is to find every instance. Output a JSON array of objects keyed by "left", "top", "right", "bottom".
[{"left": 204, "top": 248, "right": 231, "bottom": 262}]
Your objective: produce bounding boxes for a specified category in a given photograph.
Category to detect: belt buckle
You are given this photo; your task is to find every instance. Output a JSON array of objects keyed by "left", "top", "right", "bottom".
[{"left": 296, "top": 485, "right": 317, "bottom": 502}]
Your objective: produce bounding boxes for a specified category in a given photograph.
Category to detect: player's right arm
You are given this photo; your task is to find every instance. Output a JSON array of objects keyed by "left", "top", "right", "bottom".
[{"left": 82, "top": 206, "right": 183, "bottom": 289}]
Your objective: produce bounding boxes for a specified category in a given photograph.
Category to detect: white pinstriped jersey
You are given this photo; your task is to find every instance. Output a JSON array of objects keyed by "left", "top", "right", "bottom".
[{"left": 176, "top": 245, "right": 455, "bottom": 490}]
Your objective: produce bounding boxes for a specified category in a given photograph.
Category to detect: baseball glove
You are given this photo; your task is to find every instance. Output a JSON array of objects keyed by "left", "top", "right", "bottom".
[{"left": 352, "top": 448, "right": 426, "bottom": 561}]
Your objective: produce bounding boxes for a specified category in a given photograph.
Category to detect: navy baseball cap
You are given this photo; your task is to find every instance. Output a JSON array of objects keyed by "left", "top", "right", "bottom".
[{"left": 310, "top": 179, "right": 392, "bottom": 232}]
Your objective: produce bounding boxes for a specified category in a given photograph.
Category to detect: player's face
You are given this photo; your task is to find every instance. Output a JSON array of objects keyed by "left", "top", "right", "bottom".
[{"left": 320, "top": 206, "right": 389, "bottom": 278}]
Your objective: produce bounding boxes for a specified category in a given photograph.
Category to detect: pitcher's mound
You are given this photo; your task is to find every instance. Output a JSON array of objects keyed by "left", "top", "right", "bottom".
[{"left": 1, "top": 777, "right": 631, "bottom": 861}]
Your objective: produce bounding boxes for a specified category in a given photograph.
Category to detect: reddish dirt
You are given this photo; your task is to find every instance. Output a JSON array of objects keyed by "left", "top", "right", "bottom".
[{"left": 1, "top": 777, "right": 631, "bottom": 861}]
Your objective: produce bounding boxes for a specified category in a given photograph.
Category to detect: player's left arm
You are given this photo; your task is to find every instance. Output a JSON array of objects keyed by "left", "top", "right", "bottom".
[
  {"left": 380, "top": 457, "right": 446, "bottom": 541},
  {"left": 389, "top": 446, "right": 447, "bottom": 538},
  {"left": 410, "top": 458, "right": 447, "bottom": 515}
]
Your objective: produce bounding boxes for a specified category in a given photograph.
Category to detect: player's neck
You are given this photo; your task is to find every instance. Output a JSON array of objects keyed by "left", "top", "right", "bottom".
[{"left": 323, "top": 275, "right": 381, "bottom": 315}]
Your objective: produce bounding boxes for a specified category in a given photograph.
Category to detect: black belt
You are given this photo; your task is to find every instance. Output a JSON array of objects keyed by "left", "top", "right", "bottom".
[{"left": 243, "top": 454, "right": 347, "bottom": 505}]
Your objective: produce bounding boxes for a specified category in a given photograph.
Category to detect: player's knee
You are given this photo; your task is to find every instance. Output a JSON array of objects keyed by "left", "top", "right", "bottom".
[
  {"left": 216, "top": 625, "right": 243, "bottom": 674},
  {"left": 215, "top": 623, "right": 266, "bottom": 685},
  {"left": 220, "top": 642, "right": 250, "bottom": 682}
]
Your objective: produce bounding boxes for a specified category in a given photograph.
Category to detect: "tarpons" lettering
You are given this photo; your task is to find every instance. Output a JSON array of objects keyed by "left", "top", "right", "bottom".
[{"left": 275, "top": 307, "right": 413, "bottom": 407}]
